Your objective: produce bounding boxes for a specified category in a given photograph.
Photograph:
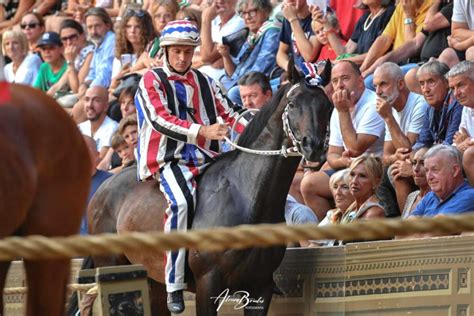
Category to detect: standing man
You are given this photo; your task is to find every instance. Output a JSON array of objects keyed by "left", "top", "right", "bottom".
[
  {"left": 135, "top": 20, "right": 245, "bottom": 314},
  {"left": 448, "top": 61, "right": 474, "bottom": 185}
]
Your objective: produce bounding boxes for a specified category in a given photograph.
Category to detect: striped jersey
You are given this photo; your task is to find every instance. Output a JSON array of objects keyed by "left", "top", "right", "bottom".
[{"left": 135, "top": 62, "right": 245, "bottom": 180}]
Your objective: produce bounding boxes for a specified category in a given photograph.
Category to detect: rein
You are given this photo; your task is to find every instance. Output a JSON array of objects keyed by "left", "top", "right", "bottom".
[{"left": 221, "top": 102, "right": 303, "bottom": 158}]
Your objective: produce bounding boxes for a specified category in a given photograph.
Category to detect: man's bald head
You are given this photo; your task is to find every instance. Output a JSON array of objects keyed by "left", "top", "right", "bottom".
[{"left": 84, "top": 86, "right": 109, "bottom": 121}]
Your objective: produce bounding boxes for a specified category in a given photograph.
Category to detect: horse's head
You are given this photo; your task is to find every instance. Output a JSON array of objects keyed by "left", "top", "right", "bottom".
[{"left": 283, "top": 60, "right": 333, "bottom": 164}]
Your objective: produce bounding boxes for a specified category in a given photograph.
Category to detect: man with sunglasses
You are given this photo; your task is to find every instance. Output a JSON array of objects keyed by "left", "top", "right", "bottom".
[{"left": 135, "top": 20, "right": 246, "bottom": 314}]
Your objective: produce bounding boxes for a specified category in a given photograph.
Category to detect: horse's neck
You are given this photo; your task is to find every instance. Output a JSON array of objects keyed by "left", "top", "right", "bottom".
[{"left": 236, "top": 112, "right": 300, "bottom": 221}]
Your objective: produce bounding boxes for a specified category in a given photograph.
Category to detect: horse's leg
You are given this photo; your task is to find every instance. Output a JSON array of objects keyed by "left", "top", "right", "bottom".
[
  {"left": 195, "top": 271, "right": 222, "bottom": 316},
  {"left": 0, "top": 261, "right": 12, "bottom": 315},
  {"left": 24, "top": 259, "right": 70, "bottom": 316},
  {"left": 243, "top": 285, "right": 273, "bottom": 316},
  {"left": 149, "top": 279, "right": 170, "bottom": 316}
]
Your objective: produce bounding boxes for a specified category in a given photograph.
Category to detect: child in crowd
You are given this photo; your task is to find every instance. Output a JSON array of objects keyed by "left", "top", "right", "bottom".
[
  {"left": 109, "top": 131, "right": 135, "bottom": 174},
  {"left": 33, "top": 32, "right": 68, "bottom": 96},
  {"left": 311, "top": 11, "right": 346, "bottom": 61}
]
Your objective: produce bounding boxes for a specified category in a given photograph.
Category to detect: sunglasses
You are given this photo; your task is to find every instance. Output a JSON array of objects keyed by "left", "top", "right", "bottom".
[
  {"left": 124, "top": 9, "right": 147, "bottom": 18},
  {"left": 20, "top": 22, "right": 40, "bottom": 29},
  {"left": 61, "top": 33, "right": 79, "bottom": 42}
]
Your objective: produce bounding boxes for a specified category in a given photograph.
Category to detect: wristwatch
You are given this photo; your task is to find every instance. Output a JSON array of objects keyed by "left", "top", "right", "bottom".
[{"left": 404, "top": 17, "right": 414, "bottom": 25}]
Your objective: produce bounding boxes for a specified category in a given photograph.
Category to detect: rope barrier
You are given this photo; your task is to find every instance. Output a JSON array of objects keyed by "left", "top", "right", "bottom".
[
  {"left": 3, "top": 283, "right": 96, "bottom": 295},
  {"left": 0, "top": 214, "right": 473, "bottom": 262}
]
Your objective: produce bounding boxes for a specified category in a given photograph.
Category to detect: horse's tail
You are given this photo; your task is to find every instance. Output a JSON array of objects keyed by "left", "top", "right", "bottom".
[{"left": 66, "top": 256, "right": 95, "bottom": 316}]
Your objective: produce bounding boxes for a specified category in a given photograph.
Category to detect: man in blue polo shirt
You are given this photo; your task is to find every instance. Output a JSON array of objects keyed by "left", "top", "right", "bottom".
[{"left": 411, "top": 144, "right": 474, "bottom": 217}]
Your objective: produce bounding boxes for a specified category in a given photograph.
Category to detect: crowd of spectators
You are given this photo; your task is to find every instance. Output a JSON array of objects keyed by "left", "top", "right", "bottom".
[{"left": 1, "top": 0, "right": 474, "bottom": 244}]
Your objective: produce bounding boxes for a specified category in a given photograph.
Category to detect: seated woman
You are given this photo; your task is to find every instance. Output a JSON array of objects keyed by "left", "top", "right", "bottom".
[
  {"left": 398, "top": 147, "right": 430, "bottom": 218},
  {"left": 55, "top": 19, "right": 94, "bottom": 108},
  {"left": 2, "top": 29, "right": 41, "bottom": 85},
  {"left": 315, "top": 168, "right": 355, "bottom": 246},
  {"left": 217, "top": 0, "right": 280, "bottom": 104},
  {"left": 109, "top": 9, "right": 155, "bottom": 93},
  {"left": 341, "top": 155, "right": 385, "bottom": 223},
  {"left": 20, "top": 11, "right": 45, "bottom": 54}
]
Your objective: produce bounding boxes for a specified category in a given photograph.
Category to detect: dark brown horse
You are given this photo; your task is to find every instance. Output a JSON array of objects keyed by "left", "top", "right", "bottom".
[
  {"left": 0, "top": 82, "right": 91, "bottom": 316},
  {"left": 87, "top": 63, "right": 332, "bottom": 315}
]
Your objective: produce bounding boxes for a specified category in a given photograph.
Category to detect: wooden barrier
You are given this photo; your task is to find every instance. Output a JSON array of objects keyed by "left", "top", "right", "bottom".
[{"left": 4, "top": 235, "right": 474, "bottom": 315}]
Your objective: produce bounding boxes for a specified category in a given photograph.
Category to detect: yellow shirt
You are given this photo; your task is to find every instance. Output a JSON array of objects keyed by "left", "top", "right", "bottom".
[{"left": 382, "top": 0, "right": 433, "bottom": 50}]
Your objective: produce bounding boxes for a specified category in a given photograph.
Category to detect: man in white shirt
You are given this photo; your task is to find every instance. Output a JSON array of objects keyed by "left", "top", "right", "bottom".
[
  {"left": 300, "top": 60, "right": 385, "bottom": 220},
  {"left": 449, "top": 61, "right": 474, "bottom": 185},
  {"left": 78, "top": 86, "right": 118, "bottom": 168},
  {"left": 373, "top": 62, "right": 428, "bottom": 215},
  {"left": 198, "top": 0, "right": 245, "bottom": 80}
]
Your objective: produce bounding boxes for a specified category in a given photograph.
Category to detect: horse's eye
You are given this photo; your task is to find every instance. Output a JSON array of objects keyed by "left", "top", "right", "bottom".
[{"left": 288, "top": 102, "right": 295, "bottom": 109}]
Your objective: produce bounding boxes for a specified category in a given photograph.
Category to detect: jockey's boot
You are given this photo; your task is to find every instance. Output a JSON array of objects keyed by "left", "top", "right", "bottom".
[{"left": 167, "top": 290, "right": 185, "bottom": 314}]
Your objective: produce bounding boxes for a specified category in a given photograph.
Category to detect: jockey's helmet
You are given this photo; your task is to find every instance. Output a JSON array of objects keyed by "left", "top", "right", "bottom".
[{"left": 160, "top": 20, "right": 200, "bottom": 47}]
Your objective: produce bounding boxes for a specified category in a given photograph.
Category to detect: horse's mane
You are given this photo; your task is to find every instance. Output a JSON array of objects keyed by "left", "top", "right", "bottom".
[{"left": 236, "top": 84, "right": 290, "bottom": 147}]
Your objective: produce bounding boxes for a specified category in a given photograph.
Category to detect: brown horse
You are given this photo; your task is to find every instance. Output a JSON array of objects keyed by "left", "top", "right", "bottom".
[
  {"left": 87, "top": 62, "right": 332, "bottom": 315},
  {"left": 0, "top": 82, "right": 91, "bottom": 316}
]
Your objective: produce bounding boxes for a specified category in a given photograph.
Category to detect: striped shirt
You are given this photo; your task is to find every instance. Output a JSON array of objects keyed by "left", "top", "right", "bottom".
[{"left": 135, "top": 63, "right": 245, "bottom": 180}]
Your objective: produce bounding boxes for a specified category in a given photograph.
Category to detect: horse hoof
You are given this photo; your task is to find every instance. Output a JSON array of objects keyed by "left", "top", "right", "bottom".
[{"left": 167, "top": 290, "right": 185, "bottom": 314}]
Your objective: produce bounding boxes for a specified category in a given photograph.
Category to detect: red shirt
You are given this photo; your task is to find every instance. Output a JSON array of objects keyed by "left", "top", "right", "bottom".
[{"left": 330, "top": 0, "right": 365, "bottom": 41}]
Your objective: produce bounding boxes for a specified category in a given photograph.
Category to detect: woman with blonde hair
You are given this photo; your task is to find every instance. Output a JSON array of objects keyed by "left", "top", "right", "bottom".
[
  {"left": 341, "top": 154, "right": 385, "bottom": 223},
  {"left": 2, "top": 29, "right": 41, "bottom": 85}
]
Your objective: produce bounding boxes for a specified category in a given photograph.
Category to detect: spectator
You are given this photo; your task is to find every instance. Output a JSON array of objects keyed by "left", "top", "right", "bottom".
[
  {"left": 341, "top": 154, "right": 385, "bottom": 222},
  {"left": 78, "top": 86, "right": 119, "bottom": 168},
  {"left": 438, "top": 0, "right": 474, "bottom": 67},
  {"left": 20, "top": 12, "right": 45, "bottom": 53},
  {"left": 311, "top": 10, "right": 346, "bottom": 61},
  {"left": 316, "top": 169, "right": 355, "bottom": 246},
  {"left": 56, "top": 19, "right": 94, "bottom": 108},
  {"left": 448, "top": 61, "right": 474, "bottom": 185},
  {"left": 300, "top": 60, "right": 385, "bottom": 220},
  {"left": 414, "top": 61, "right": 462, "bottom": 149},
  {"left": 238, "top": 71, "right": 273, "bottom": 109},
  {"left": 366, "top": 0, "right": 453, "bottom": 93},
  {"left": 118, "top": 86, "right": 138, "bottom": 118},
  {"left": 373, "top": 62, "right": 427, "bottom": 214},
  {"left": 33, "top": 32, "right": 67, "bottom": 95},
  {"left": 108, "top": 131, "right": 135, "bottom": 174},
  {"left": 339, "top": 0, "right": 395, "bottom": 65},
  {"left": 109, "top": 9, "right": 155, "bottom": 91},
  {"left": 276, "top": 0, "right": 319, "bottom": 72},
  {"left": 360, "top": 0, "right": 433, "bottom": 87},
  {"left": 81, "top": 135, "right": 113, "bottom": 235},
  {"left": 0, "top": 0, "right": 34, "bottom": 35},
  {"left": 410, "top": 144, "right": 474, "bottom": 217},
  {"left": 84, "top": 7, "right": 116, "bottom": 89},
  {"left": 329, "top": 0, "right": 365, "bottom": 42},
  {"left": 218, "top": 0, "right": 280, "bottom": 104},
  {"left": 199, "top": 0, "right": 245, "bottom": 80},
  {"left": 2, "top": 29, "right": 41, "bottom": 85},
  {"left": 72, "top": 7, "right": 116, "bottom": 123},
  {"left": 399, "top": 147, "right": 430, "bottom": 218},
  {"left": 119, "top": 114, "right": 138, "bottom": 150}
]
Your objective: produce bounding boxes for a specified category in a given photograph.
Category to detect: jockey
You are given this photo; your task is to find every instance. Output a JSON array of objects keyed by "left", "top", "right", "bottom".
[{"left": 135, "top": 20, "right": 245, "bottom": 314}]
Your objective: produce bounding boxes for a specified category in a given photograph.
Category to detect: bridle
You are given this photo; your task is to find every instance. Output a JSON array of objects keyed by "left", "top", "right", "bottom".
[{"left": 223, "top": 82, "right": 326, "bottom": 157}]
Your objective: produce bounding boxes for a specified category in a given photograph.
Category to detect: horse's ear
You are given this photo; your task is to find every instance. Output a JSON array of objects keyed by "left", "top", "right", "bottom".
[
  {"left": 287, "top": 58, "right": 302, "bottom": 85},
  {"left": 319, "top": 59, "right": 332, "bottom": 87}
]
